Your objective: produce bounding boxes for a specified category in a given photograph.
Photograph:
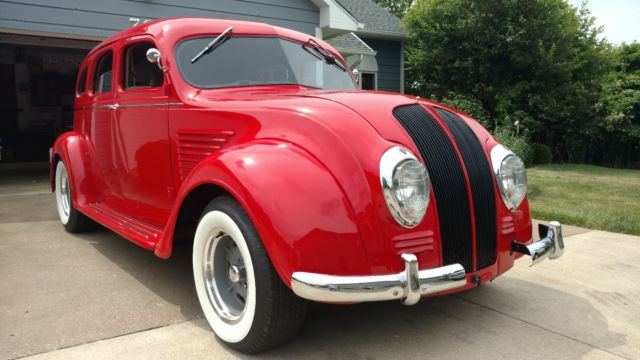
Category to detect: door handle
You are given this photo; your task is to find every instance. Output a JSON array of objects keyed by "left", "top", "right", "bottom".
[{"left": 103, "top": 104, "right": 120, "bottom": 110}]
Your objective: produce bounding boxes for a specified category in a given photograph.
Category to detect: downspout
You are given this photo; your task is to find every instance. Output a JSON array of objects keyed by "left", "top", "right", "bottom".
[{"left": 400, "top": 41, "right": 405, "bottom": 94}]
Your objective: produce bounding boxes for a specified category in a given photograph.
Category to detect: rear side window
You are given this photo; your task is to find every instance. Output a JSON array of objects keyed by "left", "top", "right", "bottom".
[
  {"left": 94, "top": 51, "right": 113, "bottom": 93},
  {"left": 77, "top": 68, "right": 87, "bottom": 95},
  {"left": 122, "top": 42, "right": 163, "bottom": 89}
]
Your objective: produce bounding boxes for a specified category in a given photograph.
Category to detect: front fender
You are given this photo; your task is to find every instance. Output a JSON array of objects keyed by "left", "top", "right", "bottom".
[
  {"left": 50, "top": 132, "right": 103, "bottom": 206},
  {"left": 156, "top": 140, "right": 371, "bottom": 285}
]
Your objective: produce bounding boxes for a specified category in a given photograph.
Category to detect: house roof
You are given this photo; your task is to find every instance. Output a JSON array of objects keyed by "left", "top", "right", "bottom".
[
  {"left": 325, "top": 32, "right": 376, "bottom": 55},
  {"left": 334, "top": 0, "right": 405, "bottom": 37}
]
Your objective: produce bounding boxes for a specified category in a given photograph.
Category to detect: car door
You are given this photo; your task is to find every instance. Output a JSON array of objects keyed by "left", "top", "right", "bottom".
[
  {"left": 112, "top": 36, "right": 173, "bottom": 226},
  {"left": 89, "top": 48, "right": 124, "bottom": 204}
]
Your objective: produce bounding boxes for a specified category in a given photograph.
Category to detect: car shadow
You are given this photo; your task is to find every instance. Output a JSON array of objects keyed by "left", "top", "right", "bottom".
[
  {"left": 254, "top": 279, "right": 622, "bottom": 359},
  {"left": 72, "top": 227, "right": 203, "bottom": 322},
  {"left": 73, "top": 227, "right": 625, "bottom": 359}
]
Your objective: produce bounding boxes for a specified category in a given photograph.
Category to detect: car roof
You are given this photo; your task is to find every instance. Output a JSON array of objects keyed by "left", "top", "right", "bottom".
[{"left": 88, "top": 17, "right": 331, "bottom": 57}]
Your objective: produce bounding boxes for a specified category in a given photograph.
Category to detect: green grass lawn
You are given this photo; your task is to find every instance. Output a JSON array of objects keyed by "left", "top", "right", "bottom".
[{"left": 527, "top": 164, "right": 640, "bottom": 236}]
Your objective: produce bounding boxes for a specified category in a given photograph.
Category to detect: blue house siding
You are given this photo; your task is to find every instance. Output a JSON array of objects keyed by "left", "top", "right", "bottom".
[
  {"left": 360, "top": 37, "right": 402, "bottom": 93},
  {"left": 0, "top": 0, "right": 319, "bottom": 39}
]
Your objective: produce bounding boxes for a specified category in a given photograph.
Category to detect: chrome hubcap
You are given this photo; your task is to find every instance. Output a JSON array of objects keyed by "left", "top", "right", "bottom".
[
  {"left": 60, "top": 169, "right": 70, "bottom": 217},
  {"left": 203, "top": 231, "right": 248, "bottom": 323},
  {"left": 228, "top": 265, "right": 242, "bottom": 283}
]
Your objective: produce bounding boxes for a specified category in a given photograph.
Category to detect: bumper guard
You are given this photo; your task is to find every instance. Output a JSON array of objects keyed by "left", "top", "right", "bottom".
[{"left": 511, "top": 221, "right": 565, "bottom": 266}]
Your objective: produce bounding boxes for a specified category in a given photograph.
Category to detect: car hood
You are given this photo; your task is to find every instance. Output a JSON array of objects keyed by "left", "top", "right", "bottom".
[
  {"left": 197, "top": 87, "right": 428, "bottom": 143},
  {"left": 194, "top": 87, "right": 482, "bottom": 146},
  {"left": 287, "top": 89, "right": 492, "bottom": 146},
  {"left": 282, "top": 90, "right": 422, "bottom": 144}
]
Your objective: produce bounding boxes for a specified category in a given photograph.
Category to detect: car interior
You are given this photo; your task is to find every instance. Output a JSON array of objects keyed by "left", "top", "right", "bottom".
[{"left": 122, "top": 42, "right": 163, "bottom": 89}]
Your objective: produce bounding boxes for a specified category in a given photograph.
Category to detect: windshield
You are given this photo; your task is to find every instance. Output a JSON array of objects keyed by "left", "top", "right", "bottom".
[{"left": 175, "top": 36, "right": 356, "bottom": 90}]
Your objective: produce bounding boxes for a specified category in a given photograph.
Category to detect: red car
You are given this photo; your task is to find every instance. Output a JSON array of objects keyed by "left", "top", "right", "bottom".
[{"left": 51, "top": 18, "right": 565, "bottom": 353}]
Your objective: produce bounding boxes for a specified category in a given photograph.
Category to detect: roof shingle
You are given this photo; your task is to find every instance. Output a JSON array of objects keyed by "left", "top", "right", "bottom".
[
  {"left": 325, "top": 32, "right": 376, "bottom": 55},
  {"left": 335, "top": 0, "right": 405, "bottom": 36}
]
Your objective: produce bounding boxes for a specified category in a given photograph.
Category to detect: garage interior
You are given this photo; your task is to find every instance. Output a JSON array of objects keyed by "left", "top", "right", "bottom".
[{"left": 0, "top": 33, "right": 97, "bottom": 163}]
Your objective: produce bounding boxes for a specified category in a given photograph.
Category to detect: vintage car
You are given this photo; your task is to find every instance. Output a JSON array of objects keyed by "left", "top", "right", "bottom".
[{"left": 51, "top": 18, "right": 565, "bottom": 353}]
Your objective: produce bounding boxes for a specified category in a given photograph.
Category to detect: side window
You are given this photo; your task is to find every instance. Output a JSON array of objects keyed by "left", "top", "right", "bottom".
[
  {"left": 77, "top": 68, "right": 87, "bottom": 96},
  {"left": 94, "top": 51, "right": 113, "bottom": 93},
  {"left": 122, "top": 42, "right": 163, "bottom": 89}
]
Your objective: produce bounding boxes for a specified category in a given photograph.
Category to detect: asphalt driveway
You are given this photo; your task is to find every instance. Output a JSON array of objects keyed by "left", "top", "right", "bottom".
[{"left": 1, "top": 167, "right": 639, "bottom": 359}]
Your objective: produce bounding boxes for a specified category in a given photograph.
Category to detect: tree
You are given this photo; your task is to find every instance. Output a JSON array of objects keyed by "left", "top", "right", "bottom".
[
  {"left": 403, "top": 0, "right": 614, "bottom": 163},
  {"left": 594, "top": 43, "right": 640, "bottom": 167},
  {"left": 371, "top": 0, "right": 413, "bottom": 18}
]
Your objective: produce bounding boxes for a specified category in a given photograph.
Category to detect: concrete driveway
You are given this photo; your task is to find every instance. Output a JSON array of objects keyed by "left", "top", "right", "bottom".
[{"left": 1, "top": 167, "right": 639, "bottom": 360}]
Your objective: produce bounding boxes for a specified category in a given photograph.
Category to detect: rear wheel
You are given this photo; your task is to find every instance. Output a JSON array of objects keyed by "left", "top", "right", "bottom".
[
  {"left": 192, "top": 196, "right": 307, "bottom": 353},
  {"left": 54, "top": 161, "right": 95, "bottom": 233}
]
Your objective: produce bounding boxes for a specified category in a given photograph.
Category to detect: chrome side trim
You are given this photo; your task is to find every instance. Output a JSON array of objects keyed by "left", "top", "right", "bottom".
[
  {"left": 512, "top": 221, "right": 565, "bottom": 266},
  {"left": 291, "top": 255, "right": 467, "bottom": 304},
  {"left": 120, "top": 102, "right": 184, "bottom": 108},
  {"left": 77, "top": 102, "right": 183, "bottom": 110},
  {"left": 102, "top": 104, "right": 119, "bottom": 110}
]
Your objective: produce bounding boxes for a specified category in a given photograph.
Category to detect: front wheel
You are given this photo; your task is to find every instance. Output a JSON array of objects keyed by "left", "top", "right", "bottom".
[{"left": 192, "top": 196, "right": 307, "bottom": 353}]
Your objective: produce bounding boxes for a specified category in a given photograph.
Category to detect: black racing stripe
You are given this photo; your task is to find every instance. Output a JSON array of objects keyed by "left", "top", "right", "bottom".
[
  {"left": 436, "top": 108, "right": 497, "bottom": 270},
  {"left": 392, "top": 105, "right": 473, "bottom": 272}
]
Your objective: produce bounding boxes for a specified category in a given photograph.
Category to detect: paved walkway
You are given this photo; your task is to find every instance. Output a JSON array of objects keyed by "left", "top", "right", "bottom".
[{"left": 1, "top": 170, "right": 638, "bottom": 359}]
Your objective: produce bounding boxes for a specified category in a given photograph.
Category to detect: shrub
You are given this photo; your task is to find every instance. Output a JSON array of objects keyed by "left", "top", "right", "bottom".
[
  {"left": 440, "top": 92, "right": 491, "bottom": 128},
  {"left": 492, "top": 126, "right": 531, "bottom": 165},
  {"left": 530, "top": 143, "right": 553, "bottom": 164}
]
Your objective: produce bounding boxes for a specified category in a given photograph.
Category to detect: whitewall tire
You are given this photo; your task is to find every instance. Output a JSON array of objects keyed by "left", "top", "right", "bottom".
[
  {"left": 55, "top": 161, "right": 71, "bottom": 225},
  {"left": 54, "top": 161, "right": 95, "bottom": 233},
  {"left": 193, "top": 196, "right": 307, "bottom": 353},
  {"left": 193, "top": 209, "right": 257, "bottom": 343}
]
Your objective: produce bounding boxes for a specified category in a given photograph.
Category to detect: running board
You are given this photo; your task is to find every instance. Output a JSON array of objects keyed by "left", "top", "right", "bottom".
[{"left": 82, "top": 203, "right": 164, "bottom": 250}]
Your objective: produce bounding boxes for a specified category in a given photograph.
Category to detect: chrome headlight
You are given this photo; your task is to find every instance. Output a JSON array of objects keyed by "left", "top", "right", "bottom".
[
  {"left": 491, "top": 145, "right": 527, "bottom": 211},
  {"left": 380, "top": 146, "right": 430, "bottom": 228}
]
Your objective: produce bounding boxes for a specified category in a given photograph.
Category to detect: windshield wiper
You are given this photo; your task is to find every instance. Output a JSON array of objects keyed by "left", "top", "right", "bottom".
[
  {"left": 191, "top": 26, "right": 233, "bottom": 64},
  {"left": 303, "top": 38, "right": 347, "bottom": 72}
]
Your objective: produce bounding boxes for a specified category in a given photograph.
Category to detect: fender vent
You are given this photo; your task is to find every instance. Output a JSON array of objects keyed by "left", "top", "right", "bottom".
[
  {"left": 176, "top": 129, "right": 234, "bottom": 180},
  {"left": 501, "top": 216, "right": 515, "bottom": 235},
  {"left": 392, "top": 231, "right": 434, "bottom": 255}
]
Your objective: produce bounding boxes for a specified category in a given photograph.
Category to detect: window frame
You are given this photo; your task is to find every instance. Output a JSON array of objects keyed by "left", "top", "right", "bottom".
[
  {"left": 120, "top": 40, "right": 164, "bottom": 92},
  {"left": 76, "top": 66, "right": 88, "bottom": 96},
  {"left": 92, "top": 49, "right": 114, "bottom": 94}
]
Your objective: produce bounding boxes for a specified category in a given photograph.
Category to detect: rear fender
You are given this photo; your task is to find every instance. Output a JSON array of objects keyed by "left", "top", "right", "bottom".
[{"left": 156, "top": 140, "right": 371, "bottom": 285}]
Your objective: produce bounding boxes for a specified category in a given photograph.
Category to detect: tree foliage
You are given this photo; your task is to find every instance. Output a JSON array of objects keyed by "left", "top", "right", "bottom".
[
  {"left": 594, "top": 43, "right": 640, "bottom": 166},
  {"left": 441, "top": 91, "right": 491, "bottom": 127},
  {"left": 403, "top": 0, "right": 638, "bottom": 167},
  {"left": 371, "top": 0, "right": 413, "bottom": 18}
]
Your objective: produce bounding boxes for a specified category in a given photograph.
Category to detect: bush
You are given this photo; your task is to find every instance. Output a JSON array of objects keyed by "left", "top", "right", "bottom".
[
  {"left": 530, "top": 143, "right": 553, "bottom": 164},
  {"left": 492, "top": 126, "right": 531, "bottom": 165},
  {"left": 440, "top": 92, "right": 491, "bottom": 128}
]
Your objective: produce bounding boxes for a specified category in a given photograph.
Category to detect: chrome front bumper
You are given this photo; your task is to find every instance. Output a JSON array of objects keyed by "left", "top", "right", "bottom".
[
  {"left": 291, "top": 254, "right": 467, "bottom": 305},
  {"left": 511, "top": 221, "right": 565, "bottom": 266},
  {"left": 291, "top": 222, "right": 565, "bottom": 305}
]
